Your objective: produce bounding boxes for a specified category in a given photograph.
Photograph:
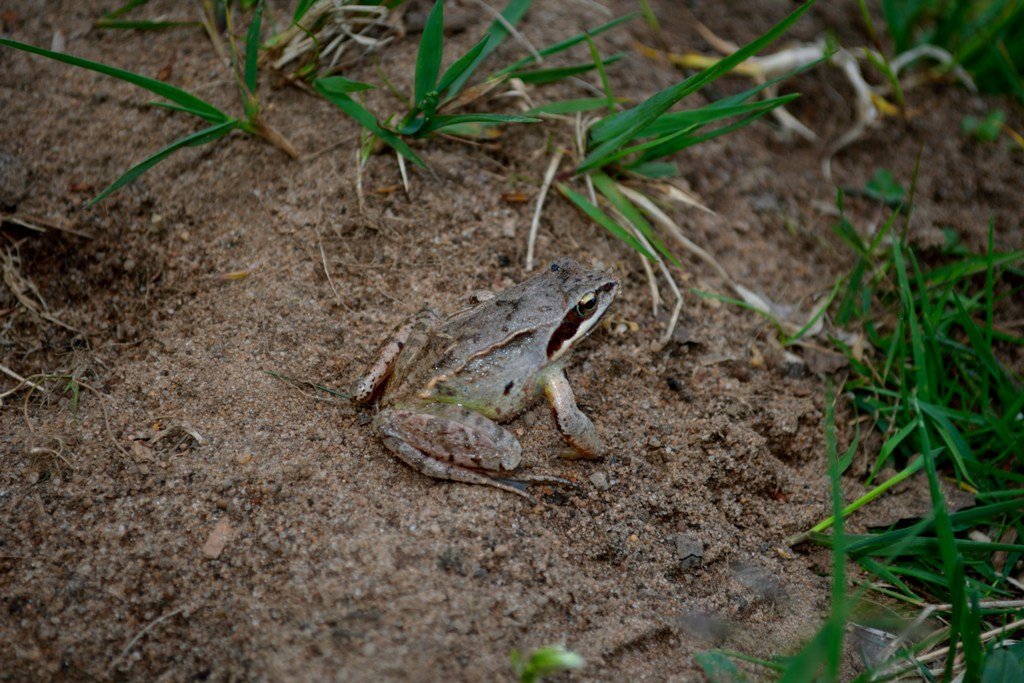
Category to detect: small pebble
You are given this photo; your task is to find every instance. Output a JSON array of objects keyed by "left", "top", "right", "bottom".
[
  {"left": 672, "top": 534, "right": 704, "bottom": 569},
  {"left": 589, "top": 472, "right": 611, "bottom": 491}
]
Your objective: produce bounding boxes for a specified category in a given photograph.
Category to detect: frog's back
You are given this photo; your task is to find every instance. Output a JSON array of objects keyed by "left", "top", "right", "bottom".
[{"left": 384, "top": 296, "right": 558, "bottom": 420}]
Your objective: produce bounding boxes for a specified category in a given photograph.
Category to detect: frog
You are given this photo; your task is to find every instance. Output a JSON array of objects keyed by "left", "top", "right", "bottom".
[{"left": 351, "top": 257, "right": 619, "bottom": 499}]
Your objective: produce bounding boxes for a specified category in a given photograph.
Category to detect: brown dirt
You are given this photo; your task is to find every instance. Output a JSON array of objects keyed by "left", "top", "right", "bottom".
[{"left": 2, "top": 1, "right": 1022, "bottom": 681}]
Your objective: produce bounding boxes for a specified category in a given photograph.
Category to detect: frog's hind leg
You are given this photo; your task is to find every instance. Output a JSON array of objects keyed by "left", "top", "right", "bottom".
[
  {"left": 378, "top": 434, "right": 535, "bottom": 501},
  {"left": 350, "top": 307, "right": 439, "bottom": 404},
  {"left": 374, "top": 404, "right": 564, "bottom": 500}
]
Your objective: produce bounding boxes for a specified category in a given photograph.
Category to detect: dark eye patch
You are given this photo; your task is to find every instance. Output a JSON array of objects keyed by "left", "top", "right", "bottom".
[{"left": 546, "top": 308, "right": 585, "bottom": 359}]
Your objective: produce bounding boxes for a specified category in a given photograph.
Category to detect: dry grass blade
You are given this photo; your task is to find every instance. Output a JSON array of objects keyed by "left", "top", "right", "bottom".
[
  {"left": 526, "top": 149, "right": 564, "bottom": 271},
  {"left": 606, "top": 194, "right": 682, "bottom": 345},
  {"left": 471, "top": 0, "right": 543, "bottom": 64},
  {"left": 876, "top": 616, "right": 1024, "bottom": 679},
  {"left": 1, "top": 246, "right": 80, "bottom": 332},
  {"left": 18, "top": 374, "right": 132, "bottom": 461},
  {"left": 1, "top": 212, "right": 94, "bottom": 239},
  {"left": 270, "top": 2, "right": 393, "bottom": 73},
  {"left": 0, "top": 363, "right": 44, "bottom": 400}
]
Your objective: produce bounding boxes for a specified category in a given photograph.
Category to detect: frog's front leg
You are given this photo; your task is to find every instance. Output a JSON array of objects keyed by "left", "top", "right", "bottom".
[
  {"left": 351, "top": 307, "right": 439, "bottom": 404},
  {"left": 373, "top": 403, "right": 567, "bottom": 499},
  {"left": 543, "top": 370, "right": 602, "bottom": 459}
]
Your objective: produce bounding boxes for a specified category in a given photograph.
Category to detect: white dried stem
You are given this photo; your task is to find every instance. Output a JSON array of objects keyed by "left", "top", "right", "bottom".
[
  {"left": 472, "top": 0, "right": 543, "bottom": 64},
  {"left": 526, "top": 149, "right": 564, "bottom": 271}
]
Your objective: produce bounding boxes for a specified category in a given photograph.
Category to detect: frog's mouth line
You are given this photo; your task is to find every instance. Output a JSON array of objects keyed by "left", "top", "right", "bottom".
[{"left": 546, "top": 281, "right": 618, "bottom": 361}]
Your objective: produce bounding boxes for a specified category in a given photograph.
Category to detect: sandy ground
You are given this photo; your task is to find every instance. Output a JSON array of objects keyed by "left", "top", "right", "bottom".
[{"left": 2, "top": 1, "right": 1022, "bottom": 680}]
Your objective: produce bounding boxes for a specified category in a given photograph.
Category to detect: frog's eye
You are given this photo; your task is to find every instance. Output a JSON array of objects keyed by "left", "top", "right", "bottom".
[{"left": 576, "top": 292, "right": 598, "bottom": 317}]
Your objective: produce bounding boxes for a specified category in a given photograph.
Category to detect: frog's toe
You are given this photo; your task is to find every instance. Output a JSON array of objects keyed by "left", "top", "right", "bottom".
[{"left": 498, "top": 472, "right": 580, "bottom": 489}]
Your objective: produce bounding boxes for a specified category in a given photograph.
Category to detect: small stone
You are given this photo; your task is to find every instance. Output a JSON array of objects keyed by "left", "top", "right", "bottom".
[
  {"left": 589, "top": 472, "right": 611, "bottom": 491},
  {"left": 803, "top": 346, "right": 849, "bottom": 375},
  {"left": 672, "top": 534, "right": 704, "bottom": 569},
  {"left": 781, "top": 351, "right": 807, "bottom": 378},
  {"left": 236, "top": 452, "right": 252, "bottom": 465},
  {"left": 201, "top": 519, "right": 233, "bottom": 559},
  {"left": 733, "top": 563, "right": 788, "bottom": 604}
]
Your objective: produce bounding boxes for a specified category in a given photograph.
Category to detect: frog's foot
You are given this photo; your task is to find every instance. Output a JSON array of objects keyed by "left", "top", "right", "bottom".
[{"left": 543, "top": 370, "right": 603, "bottom": 459}]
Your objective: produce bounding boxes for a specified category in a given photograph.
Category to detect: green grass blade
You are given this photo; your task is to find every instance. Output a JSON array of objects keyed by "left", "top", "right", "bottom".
[
  {"left": 436, "top": 35, "right": 489, "bottom": 95},
  {"left": 633, "top": 95, "right": 798, "bottom": 164},
  {"left": 294, "top": 0, "right": 317, "bottom": 22},
  {"left": 0, "top": 37, "right": 229, "bottom": 122},
  {"left": 447, "top": 0, "right": 533, "bottom": 97},
  {"left": 590, "top": 172, "right": 678, "bottom": 265},
  {"left": 88, "top": 119, "right": 238, "bottom": 206},
  {"left": 526, "top": 97, "right": 627, "bottom": 115},
  {"left": 824, "top": 381, "right": 848, "bottom": 681},
  {"left": 105, "top": 0, "right": 151, "bottom": 19},
  {"left": 637, "top": 95, "right": 800, "bottom": 139},
  {"left": 244, "top": 0, "right": 263, "bottom": 96},
  {"left": 510, "top": 53, "right": 625, "bottom": 85},
  {"left": 490, "top": 13, "right": 636, "bottom": 79},
  {"left": 314, "top": 78, "right": 426, "bottom": 167},
  {"left": 578, "top": 0, "right": 814, "bottom": 173},
  {"left": 423, "top": 113, "right": 539, "bottom": 134},
  {"left": 866, "top": 420, "right": 918, "bottom": 484},
  {"left": 147, "top": 99, "right": 232, "bottom": 123},
  {"left": 556, "top": 182, "right": 655, "bottom": 261},
  {"left": 315, "top": 75, "right": 376, "bottom": 94},
  {"left": 585, "top": 33, "right": 615, "bottom": 112},
  {"left": 414, "top": 0, "right": 445, "bottom": 107}
]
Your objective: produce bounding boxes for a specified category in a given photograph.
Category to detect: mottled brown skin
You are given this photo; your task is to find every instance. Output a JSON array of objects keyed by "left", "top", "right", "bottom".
[{"left": 352, "top": 258, "right": 619, "bottom": 498}]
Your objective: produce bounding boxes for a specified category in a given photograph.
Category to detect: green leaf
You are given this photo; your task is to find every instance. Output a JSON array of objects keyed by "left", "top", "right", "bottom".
[
  {"left": 556, "top": 182, "right": 656, "bottom": 261},
  {"left": 88, "top": 119, "right": 238, "bottom": 205},
  {"left": 314, "top": 78, "right": 425, "bottom": 167},
  {"left": 436, "top": 35, "right": 489, "bottom": 96},
  {"left": 0, "top": 37, "right": 229, "bottom": 123},
  {"left": 315, "top": 75, "right": 376, "bottom": 94},
  {"left": 982, "top": 644, "right": 1024, "bottom": 683},
  {"left": 511, "top": 53, "right": 625, "bottom": 85},
  {"left": 414, "top": 0, "right": 446, "bottom": 106},
  {"left": 578, "top": 0, "right": 814, "bottom": 173},
  {"left": 633, "top": 96, "right": 797, "bottom": 164},
  {"left": 245, "top": 0, "right": 264, "bottom": 96},
  {"left": 629, "top": 161, "right": 678, "bottom": 178},
  {"left": 637, "top": 95, "right": 799, "bottom": 139},
  {"left": 447, "top": 0, "right": 534, "bottom": 97},
  {"left": 294, "top": 0, "right": 317, "bottom": 23},
  {"left": 422, "top": 113, "right": 539, "bottom": 134},
  {"left": 514, "top": 646, "right": 583, "bottom": 683},
  {"left": 962, "top": 110, "right": 1005, "bottom": 142},
  {"left": 864, "top": 168, "right": 905, "bottom": 204},
  {"left": 694, "top": 651, "right": 749, "bottom": 683}
]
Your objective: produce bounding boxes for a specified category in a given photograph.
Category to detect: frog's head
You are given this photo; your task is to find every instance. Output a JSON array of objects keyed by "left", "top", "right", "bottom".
[{"left": 544, "top": 257, "right": 619, "bottom": 361}]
